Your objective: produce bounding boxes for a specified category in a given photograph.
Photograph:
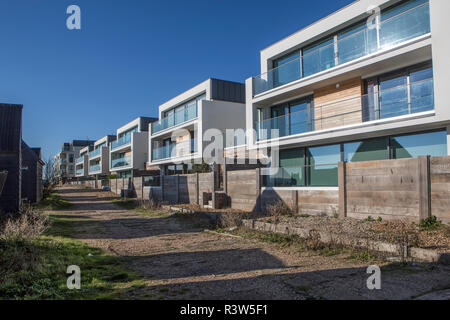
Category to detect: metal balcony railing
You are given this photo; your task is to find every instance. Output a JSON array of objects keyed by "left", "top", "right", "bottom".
[
  {"left": 256, "top": 78, "right": 434, "bottom": 141},
  {"left": 253, "top": 1, "right": 430, "bottom": 95}
]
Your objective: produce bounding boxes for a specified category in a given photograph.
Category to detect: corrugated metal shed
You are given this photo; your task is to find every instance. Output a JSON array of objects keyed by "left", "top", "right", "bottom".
[{"left": 0, "top": 104, "right": 23, "bottom": 214}]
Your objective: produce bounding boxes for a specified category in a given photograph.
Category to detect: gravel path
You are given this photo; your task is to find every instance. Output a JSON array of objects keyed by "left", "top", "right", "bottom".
[{"left": 53, "top": 186, "right": 450, "bottom": 300}]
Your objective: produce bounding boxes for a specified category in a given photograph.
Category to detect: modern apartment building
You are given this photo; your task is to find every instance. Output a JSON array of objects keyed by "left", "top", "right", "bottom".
[
  {"left": 75, "top": 146, "right": 92, "bottom": 178},
  {"left": 88, "top": 135, "right": 117, "bottom": 177},
  {"left": 54, "top": 140, "right": 95, "bottom": 181},
  {"left": 149, "top": 78, "right": 246, "bottom": 175},
  {"left": 109, "top": 117, "right": 157, "bottom": 178},
  {"left": 245, "top": 0, "right": 449, "bottom": 188}
]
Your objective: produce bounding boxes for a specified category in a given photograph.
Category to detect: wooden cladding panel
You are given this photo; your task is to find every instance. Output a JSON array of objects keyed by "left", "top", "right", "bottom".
[{"left": 314, "top": 77, "right": 363, "bottom": 130}]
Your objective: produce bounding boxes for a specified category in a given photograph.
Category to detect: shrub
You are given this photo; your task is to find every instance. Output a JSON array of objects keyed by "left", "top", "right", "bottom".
[
  {"left": 420, "top": 216, "right": 442, "bottom": 230},
  {"left": 0, "top": 205, "right": 50, "bottom": 242},
  {"left": 215, "top": 212, "right": 251, "bottom": 229},
  {"left": 266, "top": 201, "right": 294, "bottom": 222},
  {"left": 137, "top": 198, "right": 161, "bottom": 210}
]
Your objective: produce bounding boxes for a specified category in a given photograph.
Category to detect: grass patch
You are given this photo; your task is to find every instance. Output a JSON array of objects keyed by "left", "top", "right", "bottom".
[
  {"left": 111, "top": 198, "right": 137, "bottom": 210},
  {"left": 111, "top": 198, "right": 168, "bottom": 218},
  {"left": 35, "top": 193, "right": 72, "bottom": 211},
  {"left": 0, "top": 212, "right": 145, "bottom": 300}
]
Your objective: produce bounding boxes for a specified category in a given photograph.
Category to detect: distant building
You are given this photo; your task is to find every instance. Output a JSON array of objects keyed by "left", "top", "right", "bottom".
[
  {"left": 54, "top": 140, "right": 95, "bottom": 182},
  {"left": 110, "top": 117, "right": 157, "bottom": 178}
]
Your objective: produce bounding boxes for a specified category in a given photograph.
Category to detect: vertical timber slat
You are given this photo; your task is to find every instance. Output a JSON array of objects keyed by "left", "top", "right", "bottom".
[
  {"left": 418, "top": 156, "right": 431, "bottom": 221},
  {"left": 195, "top": 172, "right": 199, "bottom": 205},
  {"left": 338, "top": 161, "right": 347, "bottom": 218},
  {"left": 256, "top": 168, "right": 261, "bottom": 212}
]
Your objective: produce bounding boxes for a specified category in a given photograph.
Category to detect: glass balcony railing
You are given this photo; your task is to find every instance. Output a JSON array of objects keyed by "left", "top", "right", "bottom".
[
  {"left": 76, "top": 156, "right": 84, "bottom": 164},
  {"left": 151, "top": 102, "right": 198, "bottom": 134},
  {"left": 90, "top": 148, "right": 101, "bottom": 158},
  {"left": 76, "top": 169, "right": 84, "bottom": 176},
  {"left": 111, "top": 156, "right": 131, "bottom": 169},
  {"left": 111, "top": 134, "right": 132, "bottom": 150},
  {"left": 253, "top": 1, "right": 430, "bottom": 95},
  {"left": 152, "top": 138, "right": 197, "bottom": 161},
  {"left": 89, "top": 164, "right": 101, "bottom": 173},
  {"left": 256, "top": 78, "right": 434, "bottom": 141}
]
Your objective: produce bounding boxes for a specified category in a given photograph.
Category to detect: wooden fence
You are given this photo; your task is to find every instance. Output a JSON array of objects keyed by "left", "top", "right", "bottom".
[{"left": 69, "top": 155, "right": 450, "bottom": 223}]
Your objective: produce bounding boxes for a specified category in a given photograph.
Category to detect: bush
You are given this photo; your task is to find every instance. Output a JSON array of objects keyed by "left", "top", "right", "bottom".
[
  {"left": 0, "top": 205, "right": 50, "bottom": 242},
  {"left": 266, "top": 201, "right": 294, "bottom": 223},
  {"left": 215, "top": 212, "right": 251, "bottom": 229},
  {"left": 137, "top": 198, "right": 161, "bottom": 210},
  {"left": 420, "top": 216, "right": 442, "bottom": 230},
  {"left": 0, "top": 206, "right": 50, "bottom": 285}
]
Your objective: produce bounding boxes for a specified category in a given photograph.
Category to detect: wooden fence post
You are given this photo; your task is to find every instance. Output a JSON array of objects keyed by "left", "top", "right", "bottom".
[
  {"left": 176, "top": 175, "right": 180, "bottom": 204},
  {"left": 292, "top": 190, "right": 298, "bottom": 214},
  {"left": 223, "top": 163, "right": 228, "bottom": 194},
  {"left": 161, "top": 175, "right": 165, "bottom": 202},
  {"left": 211, "top": 171, "right": 216, "bottom": 209},
  {"left": 338, "top": 161, "right": 347, "bottom": 218},
  {"left": 256, "top": 168, "right": 261, "bottom": 212},
  {"left": 195, "top": 172, "right": 199, "bottom": 205},
  {"left": 418, "top": 156, "right": 431, "bottom": 221}
]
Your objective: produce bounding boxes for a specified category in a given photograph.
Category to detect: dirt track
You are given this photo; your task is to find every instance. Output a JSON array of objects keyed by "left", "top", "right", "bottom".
[{"left": 54, "top": 186, "right": 450, "bottom": 300}]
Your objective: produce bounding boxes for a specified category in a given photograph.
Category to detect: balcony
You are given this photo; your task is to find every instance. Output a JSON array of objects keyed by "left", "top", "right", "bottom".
[
  {"left": 76, "top": 169, "right": 84, "bottom": 176},
  {"left": 256, "top": 78, "right": 434, "bottom": 141},
  {"left": 111, "top": 135, "right": 131, "bottom": 150},
  {"left": 253, "top": 1, "right": 430, "bottom": 95},
  {"left": 89, "top": 148, "right": 101, "bottom": 158},
  {"left": 76, "top": 156, "right": 84, "bottom": 164},
  {"left": 152, "top": 138, "right": 197, "bottom": 161},
  {"left": 111, "top": 156, "right": 131, "bottom": 169},
  {"left": 151, "top": 102, "right": 198, "bottom": 134},
  {"left": 89, "top": 164, "right": 101, "bottom": 173}
]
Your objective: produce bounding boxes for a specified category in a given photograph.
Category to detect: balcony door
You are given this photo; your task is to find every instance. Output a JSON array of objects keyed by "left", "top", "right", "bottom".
[{"left": 363, "top": 62, "right": 433, "bottom": 121}]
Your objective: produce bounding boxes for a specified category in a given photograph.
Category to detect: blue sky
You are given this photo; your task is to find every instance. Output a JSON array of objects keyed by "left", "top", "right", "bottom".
[{"left": 0, "top": 0, "right": 353, "bottom": 160}]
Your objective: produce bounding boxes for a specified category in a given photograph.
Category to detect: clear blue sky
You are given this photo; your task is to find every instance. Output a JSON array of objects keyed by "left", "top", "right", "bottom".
[{"left": 0, "top": 0, "right": 353, "bottom": 160}]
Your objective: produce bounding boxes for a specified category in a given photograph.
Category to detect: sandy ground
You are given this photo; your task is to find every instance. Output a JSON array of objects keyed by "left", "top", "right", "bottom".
[{"left": 53, "top": 186, "right": 450, "bottom": 300}]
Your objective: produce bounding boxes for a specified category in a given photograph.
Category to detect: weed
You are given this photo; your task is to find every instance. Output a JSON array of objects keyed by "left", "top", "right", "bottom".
[
  {"left": 420, "top": 216, "right": 442, "bottom": 230},
  {"left": 266, "top": 201, "right": 294, "bottom": 222}
]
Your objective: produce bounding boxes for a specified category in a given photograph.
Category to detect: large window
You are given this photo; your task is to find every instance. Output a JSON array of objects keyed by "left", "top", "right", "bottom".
[
  {"left": 266, "top": 149, "right": 305, "bottom": 187},
  {"left": 302, "top": 37, "right": 335, "bottom": 77},
  {"left": 306, "top": 144, "right": 340, "bottom": 186},
  {"left": 380, "top": 0, "right": 430, "bottom": 48},
  {"left": 258, "top": 96, "right": 314, "bottom": 140},
  {"left": 273, "top": 51, "right": 301, "bottom": 88},
  {"left": 344, "top": 138, "right": 388, "bottom": 162},
  {"left": 363, "top": 62, "right": 434, "bottom": 121},
  {"left": 337, "top": 22, "right": 378, "bottom": 64},
  {"left": 390, "top": 131, "right": 447, "bottom": 159}
]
